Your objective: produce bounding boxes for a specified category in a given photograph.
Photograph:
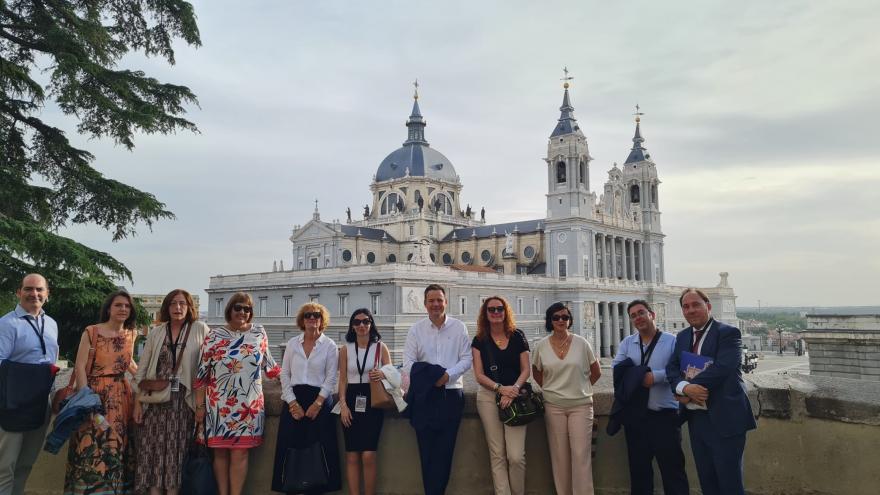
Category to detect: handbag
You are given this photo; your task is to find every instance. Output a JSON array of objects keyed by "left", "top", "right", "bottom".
[
  {"left": 484, "top": 337, "right": 544, "bottom": 427},
  {"left": 52, "top": 326, "right": 97, "bottom": 414},
  {"left": 369, "top": 342, "right": 394, "bottom": 410},
  {"left": 181, "top": 423, "right": 218, "bottom": 495},
  {"left": 138, "top": 323, "right": 192, "bottom": 404},
  {"left": 282, "top": 442, "right": 330, "bottom": 492},
  {"left": 0, "top": 360, "right": 54, "bottom": 431}
]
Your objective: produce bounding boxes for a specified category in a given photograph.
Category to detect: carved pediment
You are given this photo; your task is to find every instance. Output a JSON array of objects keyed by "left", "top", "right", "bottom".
[{"left": 289, "top": 220, "right": 338, "bottom": 243}]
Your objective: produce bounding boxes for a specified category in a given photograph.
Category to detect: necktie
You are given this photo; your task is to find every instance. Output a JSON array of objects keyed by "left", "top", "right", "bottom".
[{"left": 691, "top": 330, "right": 705, "bottom": 354}]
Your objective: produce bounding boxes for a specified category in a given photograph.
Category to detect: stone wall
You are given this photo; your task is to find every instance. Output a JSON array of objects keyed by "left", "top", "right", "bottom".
[
  {"left": 25, "top": 374, "right": 880, "bottom": 495},
  {"left": 805, "top": 314, "right": 880, "bottom": 381}
]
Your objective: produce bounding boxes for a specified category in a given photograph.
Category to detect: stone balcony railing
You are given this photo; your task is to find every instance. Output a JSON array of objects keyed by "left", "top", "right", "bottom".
[{"left": 25, "top": 373, "right": 880, "bottom": 495}]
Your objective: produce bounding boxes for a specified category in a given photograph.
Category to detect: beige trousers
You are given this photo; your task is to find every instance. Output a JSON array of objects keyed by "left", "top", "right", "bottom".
[
  {"left": 475, "top": 388, "right": 528, "bottom": 495},
  {"left": 0, "top": 407, "right": 50, "bottom": 495},
  {"left": 543, "top": 401, "right": 594, "bottom": 495}
]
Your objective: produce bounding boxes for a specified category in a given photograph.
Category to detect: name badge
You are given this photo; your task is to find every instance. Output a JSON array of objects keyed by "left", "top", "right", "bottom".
[
  {"left": 170, "top": 375, "right": 180, "bottom": 392},
  {"left": 355, "top": 395, "right": 367, "bottom": 413}
]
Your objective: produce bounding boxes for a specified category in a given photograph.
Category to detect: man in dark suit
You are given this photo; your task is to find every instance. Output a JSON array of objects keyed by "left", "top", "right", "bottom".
[{"left": 666, "top": 288, "right": 756, "bottom": 495}]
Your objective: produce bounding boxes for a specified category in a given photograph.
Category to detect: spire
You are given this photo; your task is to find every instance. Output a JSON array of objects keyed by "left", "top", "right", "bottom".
[
  {"left": 404, "top": 79, "right": 428, "bottom": 145},
  {"left": 551, "top": 67, "right": 581, "bottom": 137},
  {"left": 312, "top": 198, "right": 320, "bottom": 220},
  {"left": 624, "top": 104, "right": 649, "bottom": 164}
]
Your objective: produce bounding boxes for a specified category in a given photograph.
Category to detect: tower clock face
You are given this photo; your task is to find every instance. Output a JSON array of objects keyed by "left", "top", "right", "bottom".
[{"left": 557, "top": 232, "right": 568, "bottom": 243}]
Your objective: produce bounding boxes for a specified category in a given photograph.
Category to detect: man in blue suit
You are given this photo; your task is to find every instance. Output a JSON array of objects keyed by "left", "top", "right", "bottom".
[{"left": 666, "top": 288, "right": 756, "bottom": 495}]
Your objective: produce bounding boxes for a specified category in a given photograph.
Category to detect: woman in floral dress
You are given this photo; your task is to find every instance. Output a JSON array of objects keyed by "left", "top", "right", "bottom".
[
  {"left": 64, "top": 290, "right": 138, "bottom": 495},
  {"left": 195, "top": 292, "right": 280, "bottom": 495}
]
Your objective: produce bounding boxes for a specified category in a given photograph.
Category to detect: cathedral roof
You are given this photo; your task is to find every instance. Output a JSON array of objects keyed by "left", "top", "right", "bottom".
[
  {"left": 624, "top": 116, "right": 651, "bottom": 164},
  {"left": 338, "top": 224, "right": 397, "bottom": 242},
  {"left": 374, "top": 91, "right": 458, "bottom": 183},
  {"left": 441, "top": 219, "right": 544, "bottom": 241},
  {"left": 550, "top": 86, "right": 582, "bottom": 137}
]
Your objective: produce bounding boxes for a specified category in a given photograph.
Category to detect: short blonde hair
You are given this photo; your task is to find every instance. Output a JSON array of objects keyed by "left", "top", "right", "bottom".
[{"left": 296, "top": 302, "right": 330, "bottom": 330}]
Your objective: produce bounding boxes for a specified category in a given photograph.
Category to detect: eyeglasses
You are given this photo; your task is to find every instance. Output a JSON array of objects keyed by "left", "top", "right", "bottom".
[
  {"left": 486, "top": 306, "right": 505, "bottom": 314},
  {"left": 169, "top": 301, "right": 188, "bottom": 307},
  {"left": 629, "top": 309, "right": 650, "bottom": 319},
  {"left": 303, "top": 311, "right": 322, "bottom": 320},
  {"left": 353, "top": 319, "right": 371, "bottom": 327},
  {"left": 551, "top": 314, "right": 571, "bottom": 322},
  {"left": 232, "top": 304, "right": 252, "bottom": 313}
]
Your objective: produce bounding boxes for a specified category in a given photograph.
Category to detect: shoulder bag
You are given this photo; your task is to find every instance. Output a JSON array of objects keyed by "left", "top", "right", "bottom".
[
  {"left": 51, "top": 326, "right": 97, "bottom": 414},
  {"left": 369, "top": 342, "right": 395, "bottom": 409},
  {"left": 484, "top": 337, "right": 544, "bottom": 427},
  {"left": 139, "top": 323, "right": 192, "bottom": 404},
  {"left": 282, "top": 442, "right": 329, "bottom": 492}
]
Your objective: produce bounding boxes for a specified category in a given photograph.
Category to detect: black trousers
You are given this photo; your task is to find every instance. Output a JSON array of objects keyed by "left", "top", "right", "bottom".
[
  {"left": 623, "top": 408, "right": 689, "bottom": 495},
  {"left": 413, "top": 388, "right": 464, "bottom": 495}
]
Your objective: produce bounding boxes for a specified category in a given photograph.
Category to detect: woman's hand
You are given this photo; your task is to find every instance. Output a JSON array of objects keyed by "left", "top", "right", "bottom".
[
  {"left": 289, "top": 401, "right": 305, "bottom": 420},
  {"left": 305, "top": 401, "right": 322, "bottom": 420},
  {"left": 368, "top": 369, "right": 385, "bottom": 382},
  {"left": 499, "top": 395, "right": 513, "bottom": 409},
  {"left": 500, "top": 385, "right": 520, "bottom": 399},
  {"left": 340, "top": 404, "right": 352, "bottom": 428},
  {"left": 133, "top": 401, "right": 143, "bottom": 424}
]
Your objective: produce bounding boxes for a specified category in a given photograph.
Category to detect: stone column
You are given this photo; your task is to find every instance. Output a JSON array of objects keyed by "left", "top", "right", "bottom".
[
  {"left": 610, "top": 302, "right": 620, "bottom": 354},
  {"left": 601, "top": 302, "right": 611, "bottom": 357},
  {"left": 624, "top": 239, "right": 631, "bottom": 280},
  {"left": 610, "top": 236, "right": 617, "bottom": 279},
  {"left": 593, "top": 301, "right": 601, "bottom": 353},
  {"left": 589, "top": 232, "right": 597, "bottom": 278},
  {"left": 637, "top": 241, "right": 645, "bottom": 282},
  {"left": 623, "top": 305, "right": 632, "bottom": 335}
]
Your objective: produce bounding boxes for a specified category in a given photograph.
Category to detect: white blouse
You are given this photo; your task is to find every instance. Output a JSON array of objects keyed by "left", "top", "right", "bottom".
[
  {"left": 280, "top": 332, "right": 339, "bottom": 403},
  {"left": 344, "top": 341, "right": 381, "bottom": 385}
]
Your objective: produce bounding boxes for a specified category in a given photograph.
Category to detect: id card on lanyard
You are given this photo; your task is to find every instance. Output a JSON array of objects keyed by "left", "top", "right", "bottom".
[{"left": 354, "top": 342, "right": 372, "bottom": 413}]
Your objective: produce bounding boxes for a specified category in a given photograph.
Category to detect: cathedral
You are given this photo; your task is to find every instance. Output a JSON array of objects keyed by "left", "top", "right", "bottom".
[{"left": 206, "top": 80, "right": 737, "bottom": 360}]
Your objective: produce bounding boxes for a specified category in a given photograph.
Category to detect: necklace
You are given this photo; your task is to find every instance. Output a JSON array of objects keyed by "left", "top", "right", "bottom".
[{"left": 550, "top": 332, "right": 571, "bottom": 358}]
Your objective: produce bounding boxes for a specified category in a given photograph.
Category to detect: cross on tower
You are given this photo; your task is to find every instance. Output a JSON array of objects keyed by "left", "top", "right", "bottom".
[
  {"left": 633, "top": 104, "right": 644, "bottom": 122},
  {"left": 413, "top": 79, "right": 419, "bottom": 100},
  {"left": 561, "top": 67, "right": 574, "bottom": 88}
]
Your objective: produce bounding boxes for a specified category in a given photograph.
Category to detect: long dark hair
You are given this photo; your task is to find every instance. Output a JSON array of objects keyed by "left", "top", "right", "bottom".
[
  {"left": 100, "top": 290, "right": 137, "bottom": 330},
  {"left": 345, "top": 308, "right": 381, "bottom": 343}
]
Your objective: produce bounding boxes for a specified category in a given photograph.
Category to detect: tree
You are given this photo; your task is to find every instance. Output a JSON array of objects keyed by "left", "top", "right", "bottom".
[{"left": 1, "top": 0, "right": 201, "bottom": 357}]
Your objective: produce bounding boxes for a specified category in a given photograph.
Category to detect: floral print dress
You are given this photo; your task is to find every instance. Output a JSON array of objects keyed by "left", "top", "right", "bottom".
[
  {"left": 64, "top": 327, "right": 136, "bottom": 495},
  {"left": 195, "top": 324, "right": 280, "bottom": 448}
]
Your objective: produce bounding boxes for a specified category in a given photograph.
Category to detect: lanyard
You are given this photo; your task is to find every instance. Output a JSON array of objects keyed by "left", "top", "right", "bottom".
[
  {"left": 166, "top": 323, "right": 189, "bottom": 373},
  {"left": 355, "top": 341, "right": 373, "bottom": 384},
  {"left": 23, "top": 315, "right": 47, "bottom": 356},
  {"left": 638, "top": 330, "right": 661, "bottom": 366}
]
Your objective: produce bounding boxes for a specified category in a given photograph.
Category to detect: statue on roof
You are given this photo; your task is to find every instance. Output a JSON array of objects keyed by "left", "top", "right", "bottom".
[
  {"left": 481, "top": 207, "right": 485, "bottom": 221},
  {"left": 363, "top": 204, "right": 370, "bottom": 218},
  {"left": 417, "top": 196, "right": 424, "bottom": 211},
  {"left": 346, "top": 207, "right": 352, "bottom": 223},
  {"left": 466, "top": 204, "right": 472, "bottom": 218},
  {"left": 397, "top": 196, "right": 404, "bottom": 213},
  {"left": 503, "top": 231, "right": 514, "bottom": 256}
]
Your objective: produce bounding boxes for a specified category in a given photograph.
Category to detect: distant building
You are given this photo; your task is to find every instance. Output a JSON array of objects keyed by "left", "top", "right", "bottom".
[
  {"left": 804, "top": 314, "right": 880, "bottom": 381},
  {"left": 206, "top": 81, "right": 737, "bottom": 361}
]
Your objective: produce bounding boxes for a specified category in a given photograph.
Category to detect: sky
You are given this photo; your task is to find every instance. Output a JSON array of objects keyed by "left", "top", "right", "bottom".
[{"left": 55, "top": 0, "right": 879, "bottom": 308}]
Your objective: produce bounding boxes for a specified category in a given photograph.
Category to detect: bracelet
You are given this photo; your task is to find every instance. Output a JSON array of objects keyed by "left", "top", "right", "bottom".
[{"left": 493, "top": 383, "right": 500, "bottom": 392}]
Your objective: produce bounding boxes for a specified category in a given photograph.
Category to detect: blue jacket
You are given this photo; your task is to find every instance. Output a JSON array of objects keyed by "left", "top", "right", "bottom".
[
  {"left": 43, "top": 386, "right": 103, "bottom": 454},
  {"left": 404, "top": 361, "right": 455, "bottom": 430},
  {"left": 606, "top": 358, "right": 650, "bottom": 436},
  {"left": 666, "top": 320, "right": 757, "bottom": 438}
]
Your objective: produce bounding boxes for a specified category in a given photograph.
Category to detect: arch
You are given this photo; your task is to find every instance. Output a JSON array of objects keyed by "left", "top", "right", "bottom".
[
  {"left": 556, "top": 161, "right": 566, "bottom": 183},
  {"left": 630, "top": 184, "right": 640, "bottom": 203},
  {"left": 431, "top": 193, "right": 453, "bottom": 215},
  {"left": 386, "top": 254, "right": 396, "bottom": 263},
  {"left": 380, "top": 191, "right": 403, "bottom": 215},
  {"left": 579, "top": 160, "right": 587, "bottom": 185},
  {"left": 651, "top": 184, "right": 658, "bottom": 206}
]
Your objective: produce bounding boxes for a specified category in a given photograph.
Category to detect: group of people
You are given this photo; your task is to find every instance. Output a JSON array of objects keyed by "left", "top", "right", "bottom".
[{"left": 0, "top": 273, "right": 755, "bottom": 495}]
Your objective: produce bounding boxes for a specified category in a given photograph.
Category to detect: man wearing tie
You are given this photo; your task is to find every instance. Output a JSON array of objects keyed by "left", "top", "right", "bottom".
[{"left": 666, "top": 288, "right": 756, "bottom": 495}]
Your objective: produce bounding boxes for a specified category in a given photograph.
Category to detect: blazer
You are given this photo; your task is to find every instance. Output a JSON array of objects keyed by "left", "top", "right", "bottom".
[
  {"left": 404, "top": 361, "right": 452, "bottom": 430},
  {"left": 666, "top": 319, "right": 757, "bottom": 438},
  {"left": 134, "top": 320, "right": 209, "bottom": 412},
  {"left": 606, "top": 358, "right": 649, "bottom": 436}
]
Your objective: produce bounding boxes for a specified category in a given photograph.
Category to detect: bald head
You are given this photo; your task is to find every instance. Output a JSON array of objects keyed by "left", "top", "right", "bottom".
[{"left": 17, "top": 273, "right": 49, "bottom": 316}]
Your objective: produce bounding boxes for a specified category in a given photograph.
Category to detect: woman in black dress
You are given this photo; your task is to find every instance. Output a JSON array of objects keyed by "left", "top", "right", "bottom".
[{"left": 338, "top": 309, "right": 391, "bottom": 495}]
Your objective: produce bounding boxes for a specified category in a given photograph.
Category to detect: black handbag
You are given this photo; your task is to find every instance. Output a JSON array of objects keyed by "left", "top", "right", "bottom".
[
  {"left": 0, "top": 360, "right": 53, "bottom": 432},
  {"left": 181, "top": 424, "right": 218, "bottom": 495},
  {"left": 282, "top": 442, "right": 330, "bottom": 492},
  {"left": 484, "top": 339, "right": 544, "bottom": 427}
]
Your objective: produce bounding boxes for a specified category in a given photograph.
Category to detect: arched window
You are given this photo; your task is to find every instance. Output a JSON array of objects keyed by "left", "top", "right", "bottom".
[
  {"left": 579, "top": 160, "right": 586, "bottom": 185},
  {"left": 432, "top": 194, "right": 453, "bottom": 215},
  {"left": 556, "top": 161, "right": 566, "bottom": 183},
  {"left": 380, "top": 192, "right": 401, "bottom": 215},
  {"left": 651, "top": 184, "right": 658, "bottom": 206},
  {"left": 630, "top": 184, "right": 640, "bottom": 203},
  {"left": 386, "top": 254, "right": 396, "bottom": 263}
]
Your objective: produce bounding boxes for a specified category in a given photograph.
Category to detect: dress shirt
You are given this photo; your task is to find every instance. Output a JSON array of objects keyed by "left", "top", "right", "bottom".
[
  {"left": 280, "top": 332, "right": 339, "bottom": 403},
  {"left": 403, "top": 315, "right": 472, "bottom": 389},
  {"left": 0, "top": 305, "right": 60, "bottom": 365},
  {"left": 675, "top": 318, "right": 714, "bottom": 397},
  {"left": 612, "top": 331, "right": 678, "bottom": 410}
]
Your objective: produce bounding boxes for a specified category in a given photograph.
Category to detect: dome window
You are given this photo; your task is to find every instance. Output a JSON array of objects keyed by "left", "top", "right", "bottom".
[
  {"left": 442, "top": 253, "right": 453, "bottom": 265},
  {"left": 387, "top": 254, "right": 397, "bottom": 263},
  {"left": 481, "top": 249, "right": 492, "bottom": 262},
  {"left": 366, "top": 252, "right": 376, "bottom": 264},
  {"left": 461, "top": 251, "right": 472, "bottom": 263},
  {"left": 523, "top": 246, "right": 536, "bottom": 259},
  {"left": 342, "top": 250, "right": 352, "bottom": 262}
]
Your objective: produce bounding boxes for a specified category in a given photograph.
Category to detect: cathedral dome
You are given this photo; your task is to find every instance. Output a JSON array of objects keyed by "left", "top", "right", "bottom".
[{"left": 374, "top": 95, "right": 458, "bottom": 183}]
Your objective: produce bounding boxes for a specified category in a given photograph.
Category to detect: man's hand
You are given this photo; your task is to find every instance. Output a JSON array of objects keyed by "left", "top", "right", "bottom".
[
  {"left": 674, "top": 395, "right": 691, "bottom": 405},
  {"left": 684, "top": 384, "right": 709, "bottom": 403},
  {"left": 434, "top": 372, "right": 449, "bottom": 387},
  {"left": 642, "top": 371, "right": 654, "bottom": 388}
]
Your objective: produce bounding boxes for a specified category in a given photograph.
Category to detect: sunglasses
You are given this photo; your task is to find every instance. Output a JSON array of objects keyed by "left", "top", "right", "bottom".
[
  {"left": 303, "top": 311, "right": 322, "bottom": 320},
  {"left": 353, "top": 318, "right": 372, "bottom": 327},
  {"left": 551, "top": 314, "right": 571, "bottom": 322},
  {"left": 486, "top": 306, "right": 505, "bottom": 314},
  {"left": 232, "top": 304, "right": 252, "bottom": 313}
]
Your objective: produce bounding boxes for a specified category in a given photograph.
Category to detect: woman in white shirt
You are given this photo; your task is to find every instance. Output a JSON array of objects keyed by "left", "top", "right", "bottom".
[
  {"left": 338, "top": 308, "right": 391, "bottom": 495},
  {"left": 532, "top": 302, "right": 601, "bottom": 495},
  {"left": 271, "top": 302, "right": 341, "bottom": 494}
]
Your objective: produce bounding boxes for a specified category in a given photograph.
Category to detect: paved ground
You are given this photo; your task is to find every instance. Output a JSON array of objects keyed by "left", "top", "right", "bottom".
[{"left": 749, "top": 352, "right": 810, "bottom": 375}]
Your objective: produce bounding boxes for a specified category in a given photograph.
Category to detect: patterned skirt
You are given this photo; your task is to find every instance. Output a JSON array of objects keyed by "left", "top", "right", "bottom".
[{"left": 134, "top": 388, "right": 194, "bottom": 491}]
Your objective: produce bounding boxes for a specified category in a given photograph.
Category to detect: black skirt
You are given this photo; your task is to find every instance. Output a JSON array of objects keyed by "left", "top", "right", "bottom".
[
  {"left": 342, "top": 383, "right": 385, "bottom": 452},
  {"left": 271, "top": 384, "right": 341, "bottom": 494}
]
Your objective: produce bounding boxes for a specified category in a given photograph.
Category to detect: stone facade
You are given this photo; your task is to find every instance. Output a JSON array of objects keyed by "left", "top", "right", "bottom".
[
  {"left": 804, "top": 314, "right": 880, "bottom": 381},
  {"left": 207, "top": 82, "right": 738, "bottom": 359}
]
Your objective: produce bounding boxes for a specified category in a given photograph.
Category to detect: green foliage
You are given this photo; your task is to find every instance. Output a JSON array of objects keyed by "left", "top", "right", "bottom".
[
  {"left": 1, "top": 0, "right": 200, "bottom": 357},
  {"left": 739, "top": 311, "right": 807, "bottom": 334}
]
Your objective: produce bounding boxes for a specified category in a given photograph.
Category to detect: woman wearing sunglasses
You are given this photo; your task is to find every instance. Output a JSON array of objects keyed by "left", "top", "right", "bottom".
[
  {"left": 194, "top": 292, "right": 281, "bottom": 495},
  {"left": 271, "top": 302, "right": 341, "bottom": 494},
  {"left": 532, "top": 302, "right": 601, "bottom": 495},
  {"left": 337, "top": 308, "right": 390, "bottom": 495},
  {"left": 471, "top": 296, "right": 531, "bottom": 495}
]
